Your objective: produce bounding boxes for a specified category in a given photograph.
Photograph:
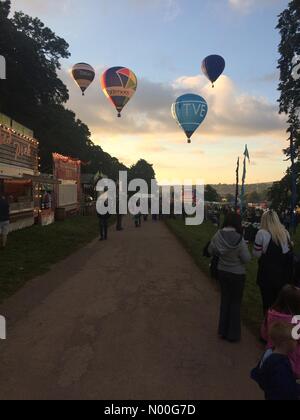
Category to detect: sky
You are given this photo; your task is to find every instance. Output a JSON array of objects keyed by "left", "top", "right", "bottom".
[{"left": 10, "top": 0, "right": 291, "bottom": 184}]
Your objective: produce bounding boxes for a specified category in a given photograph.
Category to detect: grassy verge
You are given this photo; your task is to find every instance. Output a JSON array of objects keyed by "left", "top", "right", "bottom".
[
  {"left": 165, "top": 218, "right": 263, "bottom": 335},
  {"left": 0, "top": 215, "right": 106, "bottom": 303},
  {"left": 166, "top": 219, "right": 300, "bottom": 335}
]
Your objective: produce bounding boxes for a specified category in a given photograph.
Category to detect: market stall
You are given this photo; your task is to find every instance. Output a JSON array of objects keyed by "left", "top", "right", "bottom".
[
  {"left": 0, "top": 115, "right": 39, "bottom": 231},
  {"left": 53, "top": 153, "right": 81, "bottom": 220},
  {"left": 23, "top": 173, "right": 59, "bottom": 226}
]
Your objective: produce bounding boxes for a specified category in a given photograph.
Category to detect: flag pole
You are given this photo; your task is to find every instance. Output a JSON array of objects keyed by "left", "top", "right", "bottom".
[
  {"left": 235, "top": 157, "right": 240, "bottom": 214},
  {"left": 240, "top": 145, "right": 250, "bottom": 219}
]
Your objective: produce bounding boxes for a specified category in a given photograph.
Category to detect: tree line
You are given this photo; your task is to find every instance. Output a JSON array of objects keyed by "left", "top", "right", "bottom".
[
  {"left": 268, "top": 0, "right": 300, "bottom": 212},
  {"left": 0, "top": 0, "right": 155, "bottom": 183}
]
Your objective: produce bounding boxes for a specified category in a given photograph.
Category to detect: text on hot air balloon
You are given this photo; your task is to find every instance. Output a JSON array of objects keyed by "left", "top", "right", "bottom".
[
  {"left": 106, "top": 87, "right": 134, "bottom": 98},
  {"left": 183, "top": 102, "right": 208, "bottom": 117}
]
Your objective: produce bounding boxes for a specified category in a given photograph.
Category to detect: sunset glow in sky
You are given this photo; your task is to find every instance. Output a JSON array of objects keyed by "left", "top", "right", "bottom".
[{"left": 11, "top": 0, "right": 290, "bottom": 184}]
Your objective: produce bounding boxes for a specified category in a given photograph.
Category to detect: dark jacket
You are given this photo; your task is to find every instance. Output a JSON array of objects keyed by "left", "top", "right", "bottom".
[
  {"left": 0, "top": 198, "right": 9, "bottom": 222},
  {"left": 251, "top": 350, "right": 300, "bottom": 401}
]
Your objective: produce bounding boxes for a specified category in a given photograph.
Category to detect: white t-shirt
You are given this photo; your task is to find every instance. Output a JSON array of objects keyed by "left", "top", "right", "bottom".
[{"left": 253, "top": 229, "right": 290, "bottom": 258}]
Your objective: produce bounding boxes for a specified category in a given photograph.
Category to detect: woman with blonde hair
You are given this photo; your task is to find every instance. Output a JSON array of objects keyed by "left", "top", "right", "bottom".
[{"left": 254, "top": 210, "right": 293, "bottom": 314}]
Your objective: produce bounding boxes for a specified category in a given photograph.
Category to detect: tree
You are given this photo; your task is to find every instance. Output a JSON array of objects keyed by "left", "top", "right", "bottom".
[
  {"left": 277, "top": 0, "right": 300, "bottom": 115},
  {"left": 205, "top": 185, "right": 220, "bottom": 203},
  {"left": 245, "top": 191, "right": 261, "bottom": 204},
  {"left": 268, "top": 165, "right": 300, "bottom": 213},
  {"left": 225, "top": 193, "right": 235, "bottom": 203},
  {"left": 0, "top": 1, "right": 69, "bottom": 125},
  {"left": 129, "top": 160, "right": 156, "bottom": 187},
  {"left": 274, "top": 1, "right": 300, "bottom": 220},
  {"left": 0, "top": 0, "right": 9, "bottom": 19},
  {"left": 0, "top": 1, "right": 136, "bottom": 181}
]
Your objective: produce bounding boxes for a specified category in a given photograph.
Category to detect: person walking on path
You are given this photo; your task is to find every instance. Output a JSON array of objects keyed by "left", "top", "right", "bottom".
[
  {"left": 134, "top": 212, "right": 142, "bottom": 228},
  {"left": 116, "top": 184, "right": 124, "bottom": 232},
  {"left": 209, "top": 213, "right": 251, "bottom": 343},
  {"left": 97, "top": 190, "right": 110, "bottom": 241},
  {"left": 253, "top": 210, "right": 293, "bottom": 315},
  {"left": 0, "top": 194, "right": 10, "bottom": 249},
  {"left": 97, "top": 211, "right": 110, "bottom": 241}
]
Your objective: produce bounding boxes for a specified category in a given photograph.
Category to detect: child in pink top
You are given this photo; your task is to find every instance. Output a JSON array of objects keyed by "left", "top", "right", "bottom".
[{"left": 261, "top": 285, "right": 300, "bottom": 379}]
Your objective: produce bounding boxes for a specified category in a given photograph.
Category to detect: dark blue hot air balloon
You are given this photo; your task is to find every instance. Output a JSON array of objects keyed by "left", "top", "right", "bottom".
[
  {"left": 172, "top": 94, "right": 208, "bottom": 144},
  {"left": 202, "top": 55, "right": 226, "bottom": 88}
]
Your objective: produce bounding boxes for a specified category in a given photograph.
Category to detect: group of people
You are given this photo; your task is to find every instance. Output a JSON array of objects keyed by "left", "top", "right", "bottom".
[
  {"left": 207, "top": 210, "right": 300, "bottom": 400},
  {"left": 97, "top": 208, "right": 157, "bottom": 241}
]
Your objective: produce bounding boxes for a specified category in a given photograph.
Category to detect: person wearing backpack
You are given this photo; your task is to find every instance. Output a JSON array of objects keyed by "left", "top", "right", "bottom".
[
  {"left": 253, "top": 210, "right": 293, "bottom": 315},
  {"left": 208, "top": 213, "right": 251, "bottom": 343}
]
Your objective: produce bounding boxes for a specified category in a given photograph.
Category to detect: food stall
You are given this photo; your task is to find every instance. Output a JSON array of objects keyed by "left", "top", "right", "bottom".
[
  {"left": 23, "top": 173, "right": 59, "bottom": 226},
  {"left": 53, "top": 153, "right": 81, "bottom": 220},
  {"left": 0, "top": 114, "right": 39, "bottom": 231}
]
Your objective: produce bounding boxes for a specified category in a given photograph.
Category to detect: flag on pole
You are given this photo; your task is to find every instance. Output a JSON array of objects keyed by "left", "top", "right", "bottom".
[{"left": 244, "top": 145, "right": 250, "bottom": 163}]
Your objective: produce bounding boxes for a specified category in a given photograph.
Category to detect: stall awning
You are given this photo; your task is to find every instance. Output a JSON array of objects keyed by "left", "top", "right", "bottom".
[{"left": 22, "top": 174, "right": 61, "bottom": 184}]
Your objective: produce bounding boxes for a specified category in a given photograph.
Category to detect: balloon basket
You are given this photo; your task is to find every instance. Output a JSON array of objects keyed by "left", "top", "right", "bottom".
[{"left": 187, "top": 139, "right": 191, "bottom": 144}]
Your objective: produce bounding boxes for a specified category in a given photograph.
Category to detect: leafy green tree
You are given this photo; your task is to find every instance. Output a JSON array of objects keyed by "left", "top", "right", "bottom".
[
  {"left": 205, "top": 185, "right": 220, "bottom": 203},
  {"left": 0, "top": 0, "right": 134, "bottom": 180},
  {"left": 129, "top": 159, "right": 156, "bottom": 187},
  {"left": 245, "top": 191, "right": 261, "bottom": 204},
  {"left": 274, "top": 1, "right": 300, "bottom": 213},
  {"left": 0, "top": 1, "right": 69, "bottom": 124},
  {"left": 277, "top": 0, "right": 300, "bottom": 115},
  {"left": 273, "top": 0, "right": 300, "bottom": 205},
  {"left": 268, "top": 165, "right": 300, "bottom": 212},
  {"left": 225, "top": 193, "right": 235, "bottom": 203}
]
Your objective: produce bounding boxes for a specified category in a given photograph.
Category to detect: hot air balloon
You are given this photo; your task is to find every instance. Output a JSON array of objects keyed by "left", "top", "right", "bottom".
[
  {"left": 202, "top": 55, "right": 225, "bottom": 88},
  {"left": 101, "top": 67, "right": 138, "bottom": 117},
  {"left": 72, "top": 63, "right": 95, "bottom": 96},
  {"left": 172, "top": 94, "right": 208, "bottom": 144}
]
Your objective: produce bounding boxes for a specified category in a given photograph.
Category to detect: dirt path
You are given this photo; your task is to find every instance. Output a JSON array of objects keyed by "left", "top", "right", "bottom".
[{"left": 0, "top": 218, "right": 262, "bottom": 400}]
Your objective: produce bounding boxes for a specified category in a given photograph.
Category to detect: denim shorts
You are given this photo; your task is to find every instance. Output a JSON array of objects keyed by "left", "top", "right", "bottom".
[{"left": 0, "top": 221, "right": 9, "bottom": 235}]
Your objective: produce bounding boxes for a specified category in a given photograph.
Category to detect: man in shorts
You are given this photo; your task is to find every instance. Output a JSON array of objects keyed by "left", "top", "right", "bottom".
[{"left": 0, "top": 195, "right": 10, "bottom": 248}]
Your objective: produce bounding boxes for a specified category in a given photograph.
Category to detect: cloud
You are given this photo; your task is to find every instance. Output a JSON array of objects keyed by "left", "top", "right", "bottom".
[
  {"left": 229, "top": 0, "right": 281, "bottom": 14},
  {"left": 254, "top": 72, "right": 280, "bottom": 83},
  {"left": 10, "top": 0, "right": 72, "bottom": 15},
  {"left": 59, "top": 68, "right": 288, "bottom": 184},
  {"left": 126, "top": 0, "right": 181, "bottom": 21},
  {"left": 165, "top": 0, "right": 181, "bottom": 22},
  {"left": 61, "top": 68, "right": 286, "bottom": 141}
]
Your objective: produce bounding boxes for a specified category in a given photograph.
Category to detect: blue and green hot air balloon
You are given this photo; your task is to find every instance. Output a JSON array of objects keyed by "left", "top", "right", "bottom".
[{"left": 172, "top": 94, "right": 208, "bottom": 144}]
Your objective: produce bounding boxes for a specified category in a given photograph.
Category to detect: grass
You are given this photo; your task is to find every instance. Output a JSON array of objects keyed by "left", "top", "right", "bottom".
[
  {"left": 165, "top": 218, "right": 263, "bottom": 335},
  {"left": 0, "top": 215, "right": 102, "bottom": 303},
  {"left": 165, "top": 219, "right": 300, "bottom": 335}
]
